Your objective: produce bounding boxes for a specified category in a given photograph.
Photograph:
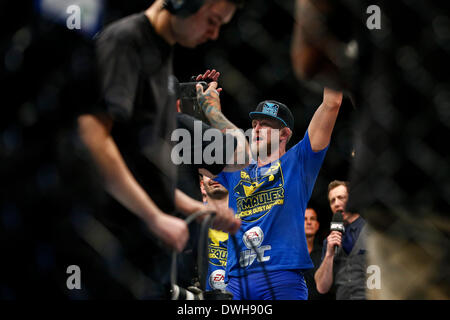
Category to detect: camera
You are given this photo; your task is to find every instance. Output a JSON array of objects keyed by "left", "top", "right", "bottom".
[
  {"left": 177, "top": 81, "right": 210, "bottom": 123},
  {"left": 170, "top": 284, "right": 233, "bottom": 300}
]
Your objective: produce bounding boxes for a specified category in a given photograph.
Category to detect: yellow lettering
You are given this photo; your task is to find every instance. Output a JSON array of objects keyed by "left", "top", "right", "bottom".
[{"left": 241, "top": 171, "right": 250, "bottom": 179}]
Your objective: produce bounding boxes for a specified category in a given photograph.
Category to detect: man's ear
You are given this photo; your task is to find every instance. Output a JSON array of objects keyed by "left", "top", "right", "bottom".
[
  {"left": 280, "top": 127, "right": 292, "bottom": 143},
  {"left": 176, "top": 99, "right": 182, "bottom": 113}
]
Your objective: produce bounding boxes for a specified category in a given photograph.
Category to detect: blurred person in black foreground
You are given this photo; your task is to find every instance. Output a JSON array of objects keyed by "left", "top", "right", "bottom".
[
  {"left": 0, "top": 0, "right": 243, "bottom": 299},
  {"left": 291, "top": 0, "right": 449, "bottom": 298},
  {"left": 0, "top": 0, "right": 113, "bottom": 298},
  {"left": 78, "top": 0, "right": 246, "bottom": 298}
]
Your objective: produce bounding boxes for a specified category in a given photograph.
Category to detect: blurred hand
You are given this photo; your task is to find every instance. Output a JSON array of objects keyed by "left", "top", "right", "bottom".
[
  {"left": 148, "top": 212, "right": 189, "bottom": 253},
  {"left": 202, "top": 202, "right": 241, "bottom": 235},
  {"left": 290, "top": 0, "right": 352, "bottom": 91}
]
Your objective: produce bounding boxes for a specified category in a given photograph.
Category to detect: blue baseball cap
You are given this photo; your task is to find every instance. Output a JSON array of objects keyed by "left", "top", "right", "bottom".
[{"left": 249, "top": 100, "right": 294, "bottom": 130}]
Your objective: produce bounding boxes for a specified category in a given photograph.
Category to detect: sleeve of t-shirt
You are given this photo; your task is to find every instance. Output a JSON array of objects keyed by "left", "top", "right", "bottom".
[
  {"left": 212, "top": 171, "right": 231, "bottom": 192},
  {"left": 292, "top": 130, "right": 329, "bottom": 200},
  {"left": 95, "top": 27, "right": 140, "bottom": 122},
  {"left": 176, "top": 113, "right": 238, "bottom": 176}
]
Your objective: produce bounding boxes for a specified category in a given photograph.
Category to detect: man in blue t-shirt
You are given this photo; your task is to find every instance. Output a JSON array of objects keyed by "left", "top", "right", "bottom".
[
  {"left": 196, "top": 83, "right": 343, "bottom": 300},
  {"left": 200, "top": 174, "right": 230, "bottom": 292}
]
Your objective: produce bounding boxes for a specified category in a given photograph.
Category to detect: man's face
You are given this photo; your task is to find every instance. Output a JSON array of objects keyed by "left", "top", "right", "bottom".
[
  {"left": 304, "top": 208, "right": 319, "bottom": 237},
  {"left": 202, "top": 175, "right": 228, "bottom": 200},
  {"left": 250, "top": 117, "right": 282, "bottom": 158},
  {"left": 173, "top": 0, "right": 236, "bottom": 48},
  {"left": 328, "top": 184, "right": 351, "bottom": 220}
]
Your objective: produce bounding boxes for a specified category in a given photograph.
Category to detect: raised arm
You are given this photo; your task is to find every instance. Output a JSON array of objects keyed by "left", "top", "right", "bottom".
[
  {"left": 196, "top": 81, "right": 251, "bottom": 174},
  {"left": 307, "top": 87, "right": 343, "bottom": 152},
  {"left": 77, "top": 113, "right": 189, "bottom": 252}
]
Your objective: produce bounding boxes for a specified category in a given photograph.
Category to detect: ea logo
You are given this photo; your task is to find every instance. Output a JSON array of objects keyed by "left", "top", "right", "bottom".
[
  {"left": 209, "top": 269, "right": 227, "bottom": 290},
  {"left": 243, "top": 227, "right": 264, "bottom": 249}
]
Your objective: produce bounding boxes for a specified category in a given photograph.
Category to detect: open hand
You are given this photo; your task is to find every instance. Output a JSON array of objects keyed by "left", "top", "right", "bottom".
[{"left": 194, "top": 69, "right": 223, "bottom": 94}]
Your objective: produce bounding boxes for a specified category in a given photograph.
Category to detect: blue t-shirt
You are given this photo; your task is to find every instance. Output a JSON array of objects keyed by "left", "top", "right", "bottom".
[
  {"left": 214, "top": 131, "right": 328, "bottom": 277},
  {"left": 206, "top": 229, "right": 229, "bottom": 291}
]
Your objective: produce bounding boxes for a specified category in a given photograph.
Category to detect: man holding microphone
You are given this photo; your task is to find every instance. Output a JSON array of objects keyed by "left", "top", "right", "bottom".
[{"left": 315, "top": 180, "right": 368, "bottom": 300}]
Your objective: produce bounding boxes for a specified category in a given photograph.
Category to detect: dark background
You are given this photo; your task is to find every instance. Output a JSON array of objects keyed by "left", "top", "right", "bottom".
[{"left": 102, "top": 0, "right": 355, "bottom": 241}]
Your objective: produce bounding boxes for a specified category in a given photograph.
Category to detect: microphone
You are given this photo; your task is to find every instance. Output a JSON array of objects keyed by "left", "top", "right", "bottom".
[{"left": 330, "top": 211, "right": 345, "bottom": 256}]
